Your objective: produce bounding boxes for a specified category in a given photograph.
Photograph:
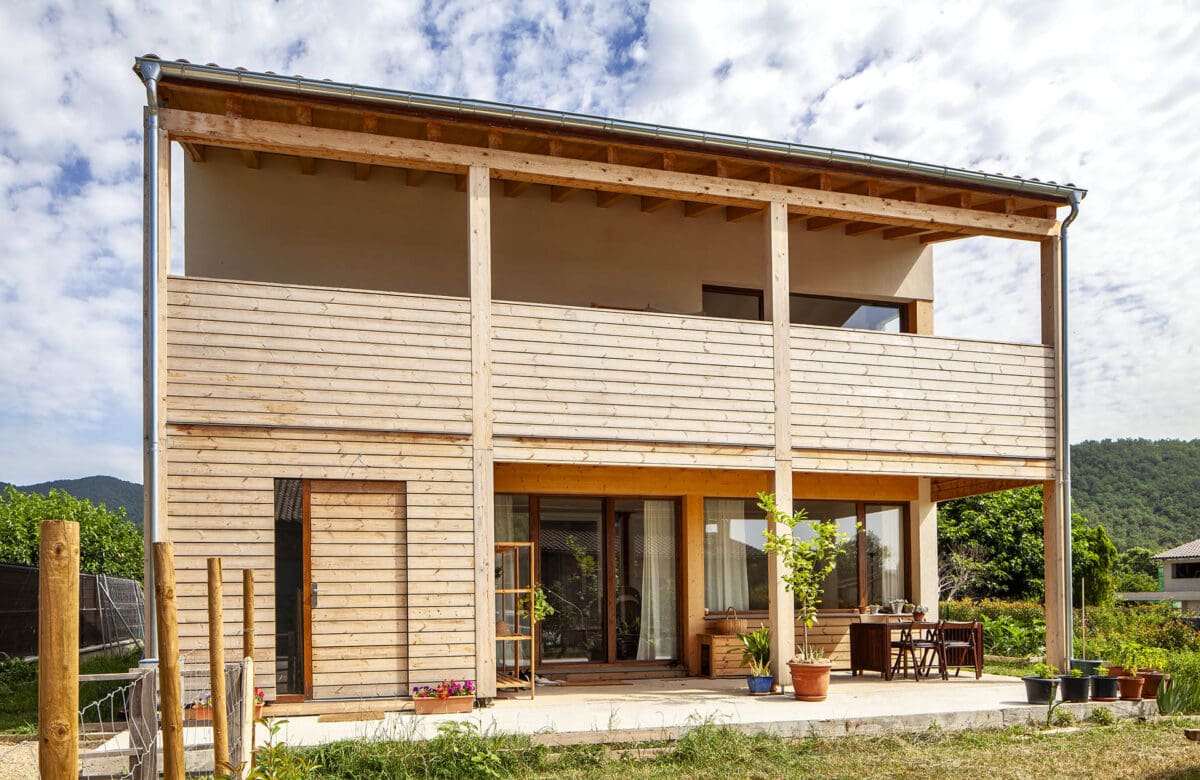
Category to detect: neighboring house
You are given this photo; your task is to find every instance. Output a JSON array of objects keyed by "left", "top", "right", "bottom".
[
  {"left": 1120, "top": 541, "right": 1200, "bottom": 613},
  {"left": 133, "top": 56, "right": 1084, "bottom": 705}
]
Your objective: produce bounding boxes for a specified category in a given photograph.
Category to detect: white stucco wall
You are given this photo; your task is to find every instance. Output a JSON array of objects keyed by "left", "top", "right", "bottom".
[{"left": 184, "top": 148, "right": 933, "bottom": 312}]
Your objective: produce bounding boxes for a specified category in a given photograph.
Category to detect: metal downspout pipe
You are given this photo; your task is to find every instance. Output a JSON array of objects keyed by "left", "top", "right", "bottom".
[
  {"left": 1060, "top": 192, "right": 1081, "bottom": 661},
  {"left": 139, "top": 58, "right": 162, "bottom": 661}
]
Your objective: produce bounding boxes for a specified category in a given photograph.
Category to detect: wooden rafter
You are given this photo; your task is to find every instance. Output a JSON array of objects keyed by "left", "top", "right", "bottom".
[
  {"left": 354, "top": 115, "right": 377, "bottom": 181},
  {"left": 806, "top": 216, "right": 847, "bottom": 231},
  {"left": 882, "top": 226, "right": 929, "bottom": 240},
  {"left": 640, "top": 196, "right": 673, "bottom": 213},
  {"left": 920, "top": 231, "right": 965, "bottom": 243},
  {"left": 595, "top": 190, "right": 623, "bottom": 208},
  {"left": 240, "top": 150, "right": 261, "bottom": 169},
  {"left": 683, "top": 201, "right": 722, "bottom": 218},
  {"left": 405, "top": 169, "right": 426, "bottom": 187},
  {"left": 181, "top": 142, "right": 206, "bottom": 163},
  {"left": 296, "top": 106, "right": 316, "bottom": 175},
  {"left": 550, "top": 185, "right": 577, "bottom": 203},
  {"left": 503, "top": 180, "right": 530, "bottom": 198},
  {"left": 844, "top": 221, "right": 888, "bottom": 236},
  {"left": 725, "top": 206, "right": 763, "bottom": 222},
  {"left": 159, "top": 109, "right": 1062, "bottom": 239}
]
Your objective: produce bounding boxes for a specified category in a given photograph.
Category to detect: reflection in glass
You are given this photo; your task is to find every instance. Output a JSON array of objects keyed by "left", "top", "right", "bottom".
[
  {"left": 865, "top": 505, "right": 905, "bottom": 604},
  {"left": 790, "top": 294, "right": 903, "bottom": 332},
  {"left": 615, "top": 499, "right": 677, "bottom": 660},
  {"left": 703, "top": 498, "right": 769, "bottom": 611},
  {"left": 538, "top": 498, "right": 605, "bottom": 662},
  {"left": 794, "top": 501, "right": 859, "bottom": 609},
  {"left": 495, "top": 494, "right": 531, "bottom": 542}
]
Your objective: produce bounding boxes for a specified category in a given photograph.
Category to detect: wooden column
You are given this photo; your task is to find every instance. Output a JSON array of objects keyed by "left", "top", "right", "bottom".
[
  {"left": 39, "top": 520, "right": 79, "bottom": 780},
  {"left": 469, "top": 165, "right": 497, "bottom": 699},
  {"left": 143, "top": 121, "right": 171, "bottom": 649},
  {"left": 764, "top": 201, "right": 795, "bottom": 684},
  {"left": 1041, "top": 236, "right": 1070, "bottom": 667},
  {"left": 242, "top": 568, "right": 254, "bottom": 660},
  {"left": 154, "top": 542, "right": 184, "bottom": 780},
  {"left": 207, "top": 558, "right": 230, "bottom": 775},
  {"left": 908, "top": 479, "right": 940, "bottom": 620},
  {"left": 681, "top": 494, "right": 706, "bottom": 675}
]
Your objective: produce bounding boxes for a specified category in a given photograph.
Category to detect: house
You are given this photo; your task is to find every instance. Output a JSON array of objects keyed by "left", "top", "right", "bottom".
[
  {"left": 1119, "top": 540, "right": 1200, "bottom": 613},
  {"left": 133, "top": 55, "right": 1084, "bottom": 704}
]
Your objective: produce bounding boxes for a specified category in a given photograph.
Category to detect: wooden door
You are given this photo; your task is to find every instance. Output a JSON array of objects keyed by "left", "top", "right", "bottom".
[{"left": 308, "top": 480, "right": 408, "bottom": 699}]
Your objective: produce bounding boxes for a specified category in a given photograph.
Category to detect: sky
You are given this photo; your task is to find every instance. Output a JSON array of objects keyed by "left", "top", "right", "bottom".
[{"left": 0, "top": 1, "right": 1197, "bottom": 484}]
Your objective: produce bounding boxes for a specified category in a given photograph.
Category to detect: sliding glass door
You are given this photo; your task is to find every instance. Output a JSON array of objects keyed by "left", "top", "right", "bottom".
[{"left": 538, "top": 498, "right": 606, "bottom": 662}]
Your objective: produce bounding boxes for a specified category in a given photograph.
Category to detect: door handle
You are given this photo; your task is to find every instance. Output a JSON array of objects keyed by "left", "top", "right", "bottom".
[{"left": 311, "top": 581, "right": 319, "bottom": 609}]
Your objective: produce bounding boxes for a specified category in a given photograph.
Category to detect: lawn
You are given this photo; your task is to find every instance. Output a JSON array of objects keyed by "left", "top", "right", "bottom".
[
  {"left": 291, "top": 717, "right": 1200, "bottom": 780},
  {"left": 0, "top": 647, "right": 143, "bottom": 734}
]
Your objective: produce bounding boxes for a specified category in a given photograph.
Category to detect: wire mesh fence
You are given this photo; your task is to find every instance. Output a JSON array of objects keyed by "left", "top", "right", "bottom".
[{"left": 77, "top": 667, "right": 157, "bottom": 780}]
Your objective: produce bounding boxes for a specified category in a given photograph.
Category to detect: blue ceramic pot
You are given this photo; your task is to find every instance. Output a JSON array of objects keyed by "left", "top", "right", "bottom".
[{"left": 747, "top": 675, "right": 773, "bottom": 694}]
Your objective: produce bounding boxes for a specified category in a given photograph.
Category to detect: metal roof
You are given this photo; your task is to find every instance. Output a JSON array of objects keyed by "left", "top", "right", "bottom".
[
  {"left": 135, "top": 55, "right": 1086, "bottom": 204},
  {"left": 1152, "top": 540, "right": 1200, "bottom": 561}
]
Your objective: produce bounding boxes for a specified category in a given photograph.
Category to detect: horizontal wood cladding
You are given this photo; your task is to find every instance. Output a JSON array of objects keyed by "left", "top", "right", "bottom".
[
  {"left": 789, "top": 325, "right": 1055, "bottom": 464},
  {"left": 165, "top": 276, "right": 472, "bottom": 434},
  {"left": 166, "top": 425, "right": 475, "bottom": 699},
  {"left": 492, "top": 301, "right": 775, "bottom": 466}
]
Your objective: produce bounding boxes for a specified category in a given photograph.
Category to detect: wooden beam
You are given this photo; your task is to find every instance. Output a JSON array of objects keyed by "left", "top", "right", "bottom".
[
  {"left": 240, "top": 150, "right": 261, "bottom": 169},
  {"left": 882, "top": 226, "right": 928, "bottom": 240},
  {"left": 405, "top": 168, "right": 426, "bottom": 187},
  {"left": 726, "top": 205, "right": 763, "bottom": 222},
  {"left": 640, "top": 196, "right": 673, "bottom": 213},
  {"left": 503, "top": 180, "right": 530, "bottom": 198},
  {"left": 975, "top": 196, "right": 1016, "bottom": 214},
  {"left": 883, "top": 185, "right": 923, "bottom": 202},
  {"left": 181, "top": 142, "right": 206, "bottom": 163},
  {"left": 806, "top": 216, "right": 847, "bottom": 231},
  {"left": 835, "top": 179, "right": 882, "bottom": 197},
  {"left": 455, "top": 174, "right": 468, "bottom": 192},
  {"left": 354, "top": 115, "right": 377, "bottom": 181},
  {"left": 798, "top": 172, "right": 833, "bottom": 191},
  {"left": 683, "top": 201, "right": 722, "bottom": 218},
  {"left": 595, "top": 190, "right": 623, "bottom": 208},
  {"left": 927, "top": 192, "right": 970, "bottom": 208},
  {"left": 468, "top": 165, "right": 496, "bottom": 700},
  {"left": 843, "top": 221, "right": 888, "bottom": 236},
  {"left": 300, "top": 157, "right": 317, "bottom": 175},
  {"left": 1016, "top": 204, "right": 1058, "bottom": 219},
  {"left": 550, "top": 185, "right": 578, "bottom": 203},
  {"left": 296, "top": 106, "right": 316, "bottom": 175},
  {"left": 919, "top": 231, "right": 965, "bottom": 243},
  {"left": 160, "top": 109, "right": 1061, "bottom": 239}
]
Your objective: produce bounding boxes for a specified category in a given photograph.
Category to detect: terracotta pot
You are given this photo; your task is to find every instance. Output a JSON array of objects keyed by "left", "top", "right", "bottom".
[
  {"left": 787, "top": 659, "right": 833, "bottom": 702},
  {"left": 1107, "top": 665, "right": 1129, "bottom": 679},
  {"left": 186, "top": 705, "right": 212, "bottom": 722},
  {"left": 1117, "top": 675, "right": 1144, "bottom": 701},
  {"left": 414, "top": 696, "right": 474, "bottom": 715},
  {"left": 1138, "top": 670, "right": 1168, "bottom": 699}
]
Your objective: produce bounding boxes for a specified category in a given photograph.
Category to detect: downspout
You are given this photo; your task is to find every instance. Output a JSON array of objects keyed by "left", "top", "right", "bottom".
[
  {"left": 139, "top": 57, "right": 162, "bottom": 661},
  {"left": 1060, "top": 192, "right": 1080, "bottom": 661}
]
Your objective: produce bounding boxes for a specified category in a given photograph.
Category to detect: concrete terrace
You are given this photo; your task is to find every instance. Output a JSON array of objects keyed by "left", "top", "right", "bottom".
[{"left": 265, "top": 673, "right": 1156, "bottom": 748}]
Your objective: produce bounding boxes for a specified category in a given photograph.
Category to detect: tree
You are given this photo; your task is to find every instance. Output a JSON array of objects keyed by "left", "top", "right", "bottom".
[
  {"left": 1071, "top": 518, "right": 1116, "bottom": 605},
  {"left": 1113, "top": 546, "right": 1160, "bottom": 593},
  {"left": 938, "top": 542, "right": 988, "bottom": 602},
  {"left": 0, "top": 486, "right": 143, "bottom": 581}
]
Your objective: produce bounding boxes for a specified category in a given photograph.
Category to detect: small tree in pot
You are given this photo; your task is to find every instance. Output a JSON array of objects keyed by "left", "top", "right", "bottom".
[{"left": 759, "top": 492, "right": 853, "bottom": 702}]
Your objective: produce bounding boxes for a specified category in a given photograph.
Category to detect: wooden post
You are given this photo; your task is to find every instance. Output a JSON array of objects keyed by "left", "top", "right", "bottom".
[
  {"left": 39, "top": 520, "right": 79, "bottom": 780},
  {"left": 469, "top": 164, "right": 497, "bottom": 699},
  {"left": 154, "top": 542, "right": 184, "bottom": 780},
  {"left": 208, "top": 557, "right": 231, "bottom": 775},
  {"left": 1044, "top": 481, "right": 1069, "bottom": 669},
  {"left": 241, "top": 657, "right": 256, "bottom": 779},
  {"left": 764, "top": 200, "right": 795, "bottom": 688},
  {"left": 242, "top": 568, "right": 254, "bottom": 660}
]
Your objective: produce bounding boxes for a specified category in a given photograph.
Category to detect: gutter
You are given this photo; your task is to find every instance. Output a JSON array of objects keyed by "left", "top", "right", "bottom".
[
  {"left": 134, "top": 56, "right": 1087, "bottom": 205},
  {"left": 1060, "top": 191, "right": 1081, "bottom": 661},
  {"left": 138, "top": 57, "right": 162, "bottom": 662}
]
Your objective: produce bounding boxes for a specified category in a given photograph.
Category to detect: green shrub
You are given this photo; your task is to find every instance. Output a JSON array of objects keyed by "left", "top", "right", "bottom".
[{"left": 1088, "top": 707, "right": 1116, "bottom": 725}]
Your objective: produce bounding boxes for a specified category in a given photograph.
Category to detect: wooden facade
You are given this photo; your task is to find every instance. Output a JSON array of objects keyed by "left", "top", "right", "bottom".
[{"left": 139, "top": 58, "right": 1078, "bottom": 702}]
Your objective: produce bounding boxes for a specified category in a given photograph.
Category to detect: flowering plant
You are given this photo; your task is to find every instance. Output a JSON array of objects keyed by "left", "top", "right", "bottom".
[
  {"left": 412, "top": 679, "right": 475, "bottom": 699},
  {"left": 189, "top": 691, "right": 212, "bottom": 708},
  {"left": 254, "top": 687, "right": 266, "bottom": 706}
]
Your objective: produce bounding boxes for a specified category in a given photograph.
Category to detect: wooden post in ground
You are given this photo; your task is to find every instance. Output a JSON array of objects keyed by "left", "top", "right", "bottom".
[
  {"left": 39, "top": 519, "right": 79, "bottom": 780},
  {"left": 242, "top": 568, "right": 254, "bottom": 660},
  {"left": 241, "top": 657, "right": 256, "bottom": 779},
  {"left": 154, "top": 542, "right": 184, "bottom": 780},
  {"left": 208, "top": 557, "right": 231, "bottom": 775}
]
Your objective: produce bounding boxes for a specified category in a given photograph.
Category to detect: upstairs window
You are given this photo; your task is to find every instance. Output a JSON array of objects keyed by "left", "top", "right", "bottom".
[
  {"left": 1175, "top": 562, "right": 1200, "bottom": 579},
  {"left": 702, "top": 285, "right": 763, "bottom": 321},
  {"left": 790, "top": 293, "right": 905, "bottom": 332}
]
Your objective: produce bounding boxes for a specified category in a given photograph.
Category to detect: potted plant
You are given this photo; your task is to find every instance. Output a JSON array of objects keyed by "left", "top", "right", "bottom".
[
  {"left": 912, "top": 605, "right": 928, "bottom": 622},
  {"left": 1023, "top": 662, "right": 1059, "bottom": 705},
  {"left": 412, "top": 679, "right": 475, "bottom": 714},
  {"left": 1059, "top": 668, "right": 1091, "bottom": 703},
  {"left": 184, "top": 688, "right": 265, "bottom": 721},
  {"left": 760, "top": 492, "right": 853, "bottom": 702},
  {"left": 1138, "top": 647, "right": 1170, "bottom": 700},
  {"left": 738, "top": 626, "right": 773, "bottom": 695},
  {"left": 1091, "top": 665, "right": 1120, "bottom": 702},
  {"left": 1110, "top": 645, "right": 1145, "bottom": 701}
]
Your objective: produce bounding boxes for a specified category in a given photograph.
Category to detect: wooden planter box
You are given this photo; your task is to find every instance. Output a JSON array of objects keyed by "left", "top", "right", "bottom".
[
  {"left": 186, "top": 704, "right": 263, "bottom": 722},
  {"left": 414, "top": 696, "right": 474, "bottom": 715}
]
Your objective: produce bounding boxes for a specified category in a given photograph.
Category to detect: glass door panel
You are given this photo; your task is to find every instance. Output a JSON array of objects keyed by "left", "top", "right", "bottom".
[
  {"left": 538, "top": 498, "right": 605, "bottom": 663},
  {"left": 614, "top": 499, "right": 677, "bottom": 660}
]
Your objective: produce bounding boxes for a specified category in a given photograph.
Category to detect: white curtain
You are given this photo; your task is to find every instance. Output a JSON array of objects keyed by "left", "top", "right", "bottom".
[
  {"left": 704, "top": 499, "right": 750, "bottom": 611},
  {"left": 638, "top": 500, "right": 677, "bottom": 660},
  {"left": 494, "top": 494, "right": 516, "bottom": 544}
]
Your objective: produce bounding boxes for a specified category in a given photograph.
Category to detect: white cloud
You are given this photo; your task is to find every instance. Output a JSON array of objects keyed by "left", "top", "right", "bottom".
[{"left": 0, "top": 0, "right": 1197, "bottom": 483}]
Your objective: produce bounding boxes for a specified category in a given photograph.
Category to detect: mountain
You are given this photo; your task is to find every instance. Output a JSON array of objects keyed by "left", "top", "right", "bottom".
[
  {"left": 1071, "top": 439, "right": 1200, "bottom": 552},
  {"left": 1, "top": 475, "right": 144, "bottom": 528}
]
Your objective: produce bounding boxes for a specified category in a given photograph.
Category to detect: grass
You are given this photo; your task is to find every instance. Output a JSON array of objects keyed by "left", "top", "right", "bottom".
[
  {"left": 283, "top": 717, "right": 1200, "bottom": 780},
  {"left": 984, "top": 659, "right": 1035, "bottom": 677},
  {"left": 0, "top": 647, "right": 143, "bottom": 734}
]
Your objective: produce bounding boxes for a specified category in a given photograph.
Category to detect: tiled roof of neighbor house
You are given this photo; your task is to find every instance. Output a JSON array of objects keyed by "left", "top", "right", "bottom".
[
  {"left": 134, "top": 55, "right": 1086, "bottom": 204},
  {"left": 1152, "top": 539, "right": 1200, "bottom": 561}
]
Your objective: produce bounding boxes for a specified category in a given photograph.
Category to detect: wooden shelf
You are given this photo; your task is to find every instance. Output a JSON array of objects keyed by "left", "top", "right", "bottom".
[{"left": 495, "top": 542, "right": 535, "bottom": 699}]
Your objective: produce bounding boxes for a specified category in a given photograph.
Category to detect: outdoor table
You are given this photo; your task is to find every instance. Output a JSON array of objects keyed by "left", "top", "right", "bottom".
[{"left": 850, "top": 619, "right": 982, "bottom": 680}]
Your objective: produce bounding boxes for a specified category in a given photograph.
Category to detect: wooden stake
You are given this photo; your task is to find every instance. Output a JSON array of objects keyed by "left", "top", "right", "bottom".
[
  {"left": 208, "top": 558, "right": 231, "bottom": 775},
  {"left": 154, "top": 542, "right": 184, "bottom": 780},
  {"left": 39, "top": 520, "right": 79, "bottom": 780},
  {"left": 242, "top": 569, "right": 254, "bottom": 660}
]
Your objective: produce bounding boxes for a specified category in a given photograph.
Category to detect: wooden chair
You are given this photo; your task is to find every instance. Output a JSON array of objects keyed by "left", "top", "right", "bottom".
[
  {"left": 932, "top": 620, "right": 982, "bottom": 679},
  {"left": 889, "top": 622, "right": 922, "bottom": 680}
]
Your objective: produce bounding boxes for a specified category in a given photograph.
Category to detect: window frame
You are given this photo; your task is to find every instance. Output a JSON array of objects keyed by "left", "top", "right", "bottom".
[
  {"left": 789, "top": 292, "right": 909, "bottom": 333},
  {"left": 701, "top": 284, "right": 765, "bottom": 321}
]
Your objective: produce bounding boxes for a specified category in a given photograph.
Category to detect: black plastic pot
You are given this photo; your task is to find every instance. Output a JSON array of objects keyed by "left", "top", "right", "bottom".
[
  {"left": 1069, "top": 659, "right": 1102, "bottom": 676},
  {"left": 1023, "top": 676, "right": 1057, "bottom": 705},
  {"left": 1059, "top": 675, "right": 1091, "bottom": 703},
  {"left": 1091, "top": 675, "right": 1119, "bottom": 701}
]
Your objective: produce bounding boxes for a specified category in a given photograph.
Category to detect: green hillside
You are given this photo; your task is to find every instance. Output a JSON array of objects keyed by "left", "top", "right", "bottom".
[
  {"left": 0, "top": 475, "right": 144, "bottom": 528},
  {"left": 1071, "top": 438, "right": 1200, "bottom": 552}
]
